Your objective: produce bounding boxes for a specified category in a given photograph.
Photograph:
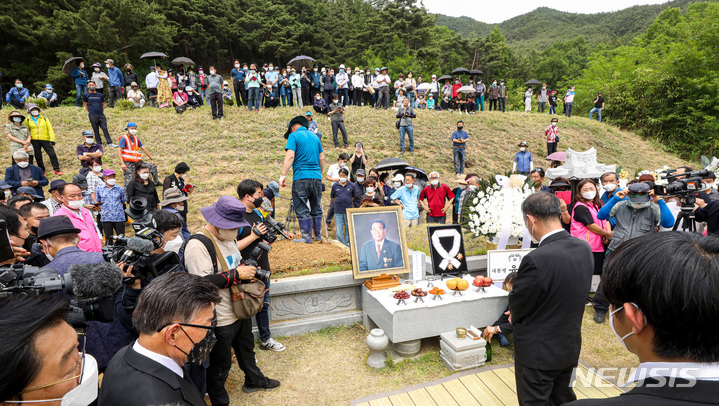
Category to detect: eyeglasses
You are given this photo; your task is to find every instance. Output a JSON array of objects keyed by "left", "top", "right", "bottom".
[
  {"left": 156, "top": 317, "right": 217, "bottom": 333},
  {"left": 22, "top": 332, "right": 86, "bottom": 393}
]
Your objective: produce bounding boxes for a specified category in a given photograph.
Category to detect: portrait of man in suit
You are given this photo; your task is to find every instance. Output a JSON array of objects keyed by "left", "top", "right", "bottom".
[{"left": 358, "top": 219, "right": 404, "bottom": 271}]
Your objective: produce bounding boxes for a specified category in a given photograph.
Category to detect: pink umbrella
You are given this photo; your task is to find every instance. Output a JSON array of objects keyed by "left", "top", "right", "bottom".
[{"left": 546, "top": 151, "right": 566, "bottom": 161}]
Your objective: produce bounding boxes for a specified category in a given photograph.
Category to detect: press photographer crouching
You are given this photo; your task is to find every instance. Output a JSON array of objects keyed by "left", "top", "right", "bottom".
[
  {"left": 99, "top": 272, "right": 220, "bottom": 406},
  {"left": 184, "top": 196, "right": 280, "bottom": 403},
  {"left": 0, "top": 296, "right": 99, "bottom": 405}
]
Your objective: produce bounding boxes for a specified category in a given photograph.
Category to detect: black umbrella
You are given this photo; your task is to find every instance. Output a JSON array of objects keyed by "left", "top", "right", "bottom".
[
  {"left": 172, "top": 57, "right": 195, "bottom": 66},
  {"left": 374, "top": 157, "right": 409, "bottom": 172},
  {"left": 451, "top": 68, "right": 470, "bottom": 76},
  {"left": 525, "top": 79, "right": 542, "bottom": 86},
  {"left": 393, "top": 166, "right": 428, "bottom": 181},
  {"left": 140, "top": 52, "right": 168, "bottom": 68},
  {"left": 469, "top": 69, "right": 484, "bottom": 76},
  {"left": 287, "top": 55, "right": 316, "bottom": 71},
  {"left": 62, "top": 57, "right": 85, "bottom": 74},
  {"left": 438, "top": 74, "right": 453, "bottom": 82}
]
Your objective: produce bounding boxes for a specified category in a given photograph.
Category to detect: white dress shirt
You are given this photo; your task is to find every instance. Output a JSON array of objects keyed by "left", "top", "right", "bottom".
[{"left": 133, "top": 340, "right": 184, "bottom": 377}]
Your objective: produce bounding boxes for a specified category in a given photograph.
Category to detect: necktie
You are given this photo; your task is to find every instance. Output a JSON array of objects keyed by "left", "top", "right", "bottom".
[{"left": 376, "top": 244, "right": 381, "bottom": 259}]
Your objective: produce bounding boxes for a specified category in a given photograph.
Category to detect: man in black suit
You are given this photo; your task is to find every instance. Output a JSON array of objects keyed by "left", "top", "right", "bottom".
[
  {"left": 358, "top": 219, "right": 404, "bottom": 271},
  {"left": 99, "top": 272, "right": 220, "bottom": 406},
  {"left": 566, "top": 232, "right": 719, "bottom": 405},
  {"left": 509, "top": 192, "right": 594, "bottom": 405}
]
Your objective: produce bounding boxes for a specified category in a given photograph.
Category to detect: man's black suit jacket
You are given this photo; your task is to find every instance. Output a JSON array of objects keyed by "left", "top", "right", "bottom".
[
  {"left": 98, "top": 344, "right": 206, "bottom": 406},
  {"left": 509, "top": 229, "right": 593, "bottom": 370},
  {"left": 564, "top": 378, "right": 719, "bottom": 405},
  {"left": 358, "top": 238, "right": 404, "bottom": 271}
]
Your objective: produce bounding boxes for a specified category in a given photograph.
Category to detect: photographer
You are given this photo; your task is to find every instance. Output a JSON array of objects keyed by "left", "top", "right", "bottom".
[
  {"left": 693, "top": 197, "right": 719, "bottom": 235},
  {"left": 396, "top": 97, "right": 416, "bottom": 154},
  {"left": 0, "top": 295, "right": 99, "bottom": 405},
  {"left": 184, "top": 196, "right": 280, "bottom": 403},
  {"left": 237, "top": 179, "right": 287, "bottom": 352}
]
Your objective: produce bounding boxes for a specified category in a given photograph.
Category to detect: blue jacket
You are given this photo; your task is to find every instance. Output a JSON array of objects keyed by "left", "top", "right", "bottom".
[
  {"left": 72, "top": 67, "right": 88, "bottom": 85},
  {"left": 5, "top": 164, "right": 48, "bottom": 198},
  {"left": 230, "top": 68, "right": 245, "bottom": 81},
  {"left": 107, "top": 66, "right": 124, "bottom": 87},
  {"left": 5, "top": 87, "right": 29, "bottom": 103},
  {"left": 310, "top": 72, "right": 321, "bottom": 88}
]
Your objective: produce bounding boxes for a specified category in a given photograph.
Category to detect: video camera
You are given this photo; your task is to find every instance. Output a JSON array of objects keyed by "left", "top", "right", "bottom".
[
  {"left": 241, "top": 241, "right": 271, "bottom": 284},
  {"left": 258, "top": 197, "right": 292, "bottom": 242},
  {"left": 0, "top": 262, "right": 122, "bottom": 328},
  {"left": 653, "top": 169, "right": 712, "bottom": 197},
  {"left": 103, "top": 226, "right": 180, "bottom": 281}
]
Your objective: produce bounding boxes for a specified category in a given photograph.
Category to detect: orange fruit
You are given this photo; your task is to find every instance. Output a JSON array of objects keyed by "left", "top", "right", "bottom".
[
  {"left": 458, "top": 280, "right": 469, "bottom": 291},
  {"left": 446, "top": 279, "right": 458, "bottom": 290}
]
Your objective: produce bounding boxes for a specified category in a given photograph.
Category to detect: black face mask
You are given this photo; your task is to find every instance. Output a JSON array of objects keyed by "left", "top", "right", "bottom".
[
  {"left": 251, "top": 196, "right": 264, "bottom": 209},
  {"left": 457, "top": 127, "right": 463, "bottom": 131},
  {"left": 175, "top": 325, "right": 217, "bottom": 366},
  {"left": 30, "top": 225, "right": 39, "bottom": 235}
]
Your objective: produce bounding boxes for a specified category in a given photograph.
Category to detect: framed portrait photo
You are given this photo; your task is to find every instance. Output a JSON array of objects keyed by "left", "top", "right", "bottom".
[
  {"left": 427, "top": 224, "right": 467, "bottom": 275},
  {"left": 347, "top": 206, "right": 411, "bottom": 279}
]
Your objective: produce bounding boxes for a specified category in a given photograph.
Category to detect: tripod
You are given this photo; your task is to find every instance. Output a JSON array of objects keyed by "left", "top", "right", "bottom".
[
  {"left": 672, "top": 195, "right": 699, "bottom": 233},
  {"left": 284, "top": 198, "right": 329, "bottom": 239}
]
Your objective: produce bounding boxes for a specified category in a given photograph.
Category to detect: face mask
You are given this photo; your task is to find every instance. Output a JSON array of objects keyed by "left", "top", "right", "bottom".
[
  {"left": 175, "top": 326, "right": 217, "bottom": 366},
  {"left": 357, "top": 177, "right": 365, "bottom": 183},
  {"left": 315, "top": 97, "right": 321, "bottom": 101},
  {"left": 68, "top": 199, "right": 84, "bottom": 209},
  {"left": 406, "top": 183, "right": 413, "bottom": 189},
  {"left": 393, "top": 182, "right": 402, "bottom": 188},
  {"left": 210, "top": 70, "right": 216, "bottom": 75},
  {"left": 459, "top": 185, "right": 467, "bottom": 191},
  {"left": 457, "top": 127, "right": 463, "bottom": 131},
  {"left": 106, "top": 179, "right": 116, "bottom": 186},
  {"left": 139, "top": 173, "right": 150, "bottom": 180},
  {"left": 552, "top": 123, "right": 557, "bottom": 127},
  {"left": 468, "top": 185, "right": 478, "bottom": 192},
  {"left": 455, "top": 80, "right": 460, "bottom": 84},
  {"left": 94, "top": 68, "right": 100, "bottom": 72},
  {"left": 88, "top": 87, "right": 96, "bottom": 91},
  {"left": 16, "top": 84, "right": 23, "bottom": 89},
  {"left": 92, "top": 166, "right": 102, "bottom": 173},
  {"left": 582, "top": 191, "right": 597, "bottom": 200},
  {"left": 631, "top": 202, "right": 650, "bottom": 210},
  {"left": 105, "top": 64, "right": 110, "bottom": 69},
  {"left": 609, "top": 303, "right": 644, "bottom": 351},
  {"left": 339, "top": 69, "right": 345, "bottom": 73},
  {"left": 526, "top": 216, "right": 540, "bottom": 244},
  {"left": 128, "top": 129, "right": 138, "bottom": 135},
  {"left": 249, "top": 196, "right": 263, "bottom": 209},
  {"left": 520, "top": 147, "right": 526, "bottom": 152},
  {"left": 218, "top": 227, "right": 238, "bottom": 241},
  {"left": 126, "top": 69, "right": 132, "bottom": 73},
  {"left": 603, "top": 183, "right": 617, "bottom": 192},
  {"left": 408, "top": 74, "right": 412, "bottom": 78},
  {"left": 80, "top": 63, "right": 85, "bottom": 68},
  {"left": 17, "top": 161, "right": 29, "bottom": 168},
  {"left": 4, "top": 190, "right": 11, "bottom": 199},
  {"left": 430, "top": 180, "right": 439, "bottom": 186},
  {"left": 332, "top": 100, "right": 339, "bottom": 104},
  {"left": 235, "top": 64, "right": 240, "bottom": 69},
  {"left": 12, "top": 117, "right": 22, "bottom": 123},
  {"left": 366, "top": 187, "right": 375, "bottom": 193},
  {"left": 85, "top": 137, "right": 94, "bottom": 144},
  {"left": 314, "top": 68, "right": 318, "bottom": 72},
  {"left": 31, "top": 110, "right": 39, "bottom": 117},
  {"left": 339, "top": 177, "right": 347, "bottom": 184},
  {"left": 366, "top": 71, "right": 370, "bottom": 74}
]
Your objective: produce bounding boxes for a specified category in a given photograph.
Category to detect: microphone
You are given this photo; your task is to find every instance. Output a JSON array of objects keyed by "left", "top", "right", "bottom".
[
  {"left": 118, "top": 237, "right": 154, "bottom": 264},
  {"left": 68, "top": 262, "right": 123, "bottom": 298},
  {"left": 261, "top": 197, "right": 274, "bottom": 213}
]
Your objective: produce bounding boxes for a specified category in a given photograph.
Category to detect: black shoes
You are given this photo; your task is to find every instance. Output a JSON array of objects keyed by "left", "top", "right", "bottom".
[
  {"left": 594, "top": 311, "right": 606, "bottom": 324},
  {"left": 242, "top": 376, "right": 281, "bottom": 393}
]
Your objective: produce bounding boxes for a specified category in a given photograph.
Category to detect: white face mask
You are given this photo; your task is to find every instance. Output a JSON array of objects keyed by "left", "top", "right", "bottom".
[
  {"left": 582, "top": 190, "right": 597, "bottom": 200},
  {"left": 92, "top": 166, "right": 102, "bottom": 173},
  {"left": 235, "top": 64, "right": 240, "bottom": 69},
  {"left": 519, "top": 147, "right": 526, "bottom": 152},
  {"left": 357, "top": 177, "right": 365, "bottom": 183},
  {"left": 67, "top": 199, "right": 84, "bottom": 210},
  {"left": 218, "top": 228, "right": 238, "bottom": 241},
  {"left": 525, "top": 216, "right": 540, "bottom": 244},
  {"left": 609, "top": 304, "right": 644, "bottom": 351},
  {"left": 210, "top": 70, "right": 216, "bottom": 75},
  {"left": 603, "top": 183, "right": 617, "bottom": 192},
  {"left": 468, "top": 185, "right": 477, "bottom": 192},
  {"left": 85, "top": 137, "right": 94, "bottom": 144},
  {"left": 406, "top": 183, "right": 413, "bottom": 189},
  {"left": 105, "top": 64, "right": 110, "bottom": 69},
  {"left": 139, "top": 173, "right": 150, "bottom": 180},
  {"left": 459, "top": 185, "right": 467, "bottom": 190},
  {"left": 175, "top": 204, "right": 185, "bottom": 212},
  {"left": 339, "top": 177, "right": 347, "bottom": 184},
  {"left": 430, "top": 180, "right": 439, "bottom": 186},
  {"left": 17, "top": 161, "right": 29, "bottom": 168},
  {"left": 630, "top": 202, "right": 650, "bottom": 210},
  {"left": 3, "top": 190, "right": 10, "bottom": 199},
  {"left": 6, "top": 354, "right": 99, "bottom": 406},
  {"left": 128, "top": 129, "right": 138, "bottom": 135},
  {"left": 106, "top": 179, "right": 116, "bottom": 186},
  {"left": 366, "top": 187, "right": 375, "bottom": 193},
  {"left": 31, "top": 110, "right": 39, "bottom": 117},
  {"left": 393, "top": 182, "right": 402, "bottom": 188}
]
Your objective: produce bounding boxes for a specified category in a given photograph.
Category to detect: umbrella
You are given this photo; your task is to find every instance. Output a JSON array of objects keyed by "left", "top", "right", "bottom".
[
  {"left": 62, "top": 57, "right": 85, "bottom": 75},
  {"left": 374, "top": 157, "right": 409, "bottom": 172},
  {"left": 525, "top": 79, "right": 542, "bottom": 86},
  {"left": 172, "top": 57, "right": 195, "bottom": 66},
  {"left": 546, "top": 151, "right": 566, "bottom": 161},
  {"left": 140, "top": 52, "right": 168, "bottom": 59},
  {"left": 451, "top": 68, "right": 470, "bottom": 76},
  {"left": 394, "top": 166, "right": 428, "bottom": 182},
  {"left": 287, "top": 55, "right": 316, "bottom": 71},
  {"left": 438, "top": 75, "right": 453, "bottom": 82},
  {"left": 469, "top": 69, "right": 484, "bottom": 76},
  {"left": 457, "top": 85, "right": 476, "bottom": 94},
  {"left": 416, "top": 83, "right": 433, "bottom": 91}
]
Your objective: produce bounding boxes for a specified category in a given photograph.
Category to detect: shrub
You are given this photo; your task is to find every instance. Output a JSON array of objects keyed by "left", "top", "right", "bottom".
[
  {"left": 61, "top": 90, "right": 77, "bottom": 106},
  {"left": 116, "top": 100, "right": 135, "bottom": 110},
  {"left": 27, "top": 98, "right": 47, "bottom": 109}
]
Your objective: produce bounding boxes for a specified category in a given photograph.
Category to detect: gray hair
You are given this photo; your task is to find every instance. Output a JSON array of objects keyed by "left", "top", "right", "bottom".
[
  {"left": 44, "top": 233, "right": 79, "bottom": 247},
  {"left": 133, "top": 272, "right": 221, "bottom": 334},
  {"left": 429, "top": 171, "right": 439, "bottom": 178},
  {"left": 600, "top": 172, "right": 618, "bottom": 182},
  {"left": 12, "top": 150, "right": 28, "bottom": 160}
]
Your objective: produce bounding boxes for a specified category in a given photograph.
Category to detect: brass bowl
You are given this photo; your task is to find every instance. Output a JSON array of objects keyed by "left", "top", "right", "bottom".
[{"left": 456, "top": 327, "right": 467, "bottom": 339}]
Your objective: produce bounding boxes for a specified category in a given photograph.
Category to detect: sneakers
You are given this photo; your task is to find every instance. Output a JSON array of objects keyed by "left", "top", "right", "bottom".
[
  {"left": 242, "top": 376, "right": 281, "bottom": 393},
  {"left": 54, "top": 170, "right": 63, "bottom": 176},
  {"left": 259, "top": 337, "right": 286, "bottom": 352},
  {"left": 594, "top": 311, "right": 606, "bottom": 324},
  {"left": 108, "top": 143, "right": 119, "bottom": 148}
]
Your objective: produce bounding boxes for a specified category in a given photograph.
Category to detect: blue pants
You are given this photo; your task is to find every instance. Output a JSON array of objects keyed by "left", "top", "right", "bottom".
[
  {"left": 281, "top": 94, "right": 290, "bottom": 107},
  {"left": 292, "top": 178, "right": 323, "bottom": 219},
  {"left": 75, "top": 84, "right": 87, "bottom": 107},
  {"left": 565, "top": 102, "right": 573, "bottom": 117},
  {"left": 549, "top": 105, "right": 556, "bottom": 114},
  {"left": 453, "top": 146, "right": 466, "bottom": 174},
  {"left": 200, "top": 88, "right": 207, "bottom": 105},
  {"left": 254, "top": 278, "right": 272, "bottom": 342},
  {"left": 399, "top": 125, "right": 414, "bottom": 153},
  {"left": 337, "top": 88, "right": 349, "bottom": 106},
  {"left": 335, "top": 213, "right": 349, "bottom": 246},
  {"left": 248, "top": 87, "right": 261, "bottom": 111},
  {"left": 476, "top": 95, "right": 484, "bottom": 111},
  {"left": 589, "top": 107, "right": 602, "bottom": 122}
]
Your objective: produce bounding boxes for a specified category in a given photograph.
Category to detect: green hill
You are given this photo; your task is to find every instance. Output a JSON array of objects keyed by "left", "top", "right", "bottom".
[{"left": 435, "top": 0, "right": 708, "bottom": 50}]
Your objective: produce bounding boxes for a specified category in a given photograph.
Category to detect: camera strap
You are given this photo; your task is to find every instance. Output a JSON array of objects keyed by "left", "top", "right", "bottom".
[{"left": 181, "top": 233, "right": 219, "bottom": 274}]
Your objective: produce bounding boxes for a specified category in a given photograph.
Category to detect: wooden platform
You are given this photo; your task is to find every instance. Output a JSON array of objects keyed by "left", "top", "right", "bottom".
[{"left": 351, "top": 362, "right": 624, "bottom": 406}]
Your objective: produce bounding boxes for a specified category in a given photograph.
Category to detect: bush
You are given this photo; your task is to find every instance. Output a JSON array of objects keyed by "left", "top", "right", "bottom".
[
  {"left": 61, "top": 90, "right": 77, "bottom": 106},
  {"left": 115, "top": 100, "right": 135, "bottom": 110},
  {"left": 27, "top": 98, "right": 47, "bottom": 110}
]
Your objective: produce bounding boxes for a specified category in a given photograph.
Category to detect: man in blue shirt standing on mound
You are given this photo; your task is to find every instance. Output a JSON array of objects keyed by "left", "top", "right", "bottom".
[{"left": 280, "top": 115, "right": 326, "bottom": 244}]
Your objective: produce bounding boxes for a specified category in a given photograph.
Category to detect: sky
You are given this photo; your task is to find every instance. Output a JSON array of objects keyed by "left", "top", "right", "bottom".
[{"left": 422, "top": 0, "right": 672, "bottom": 24}]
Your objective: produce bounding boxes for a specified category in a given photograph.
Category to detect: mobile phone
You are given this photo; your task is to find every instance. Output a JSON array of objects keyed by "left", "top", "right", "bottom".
[{"left": 0, "top": 220, "right": 16, "bottom": 263}]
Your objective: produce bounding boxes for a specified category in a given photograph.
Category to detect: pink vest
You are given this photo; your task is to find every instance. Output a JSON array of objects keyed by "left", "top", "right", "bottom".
[
  {"left": 570, "top": 201, "right": 607, "bottom": 252},
  {"left": 54, "top": 206, "right": 103, "bottom": 253}
]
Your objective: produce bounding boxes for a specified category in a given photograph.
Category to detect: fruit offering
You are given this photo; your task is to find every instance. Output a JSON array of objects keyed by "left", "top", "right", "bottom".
[
  {"left": 474, "top": 276, "right": 494, "bottom": 287},
  {"left": 446, "top": 277, "right": 469, "bottom": 291},
  {"left": 393, "top": 291, "right": 410, "bottom": 300},
  {"left": 483, "top": 277, "right": 493, "bottom": 287},
  {"left": 457, "top": 279, "right": 469, "bottom": 290},
  {"left": 428, "top": 287, "right": 445, "bottom": 295},
  {"left": 411, "top": 288, "right": 427, "bottom": 297}
]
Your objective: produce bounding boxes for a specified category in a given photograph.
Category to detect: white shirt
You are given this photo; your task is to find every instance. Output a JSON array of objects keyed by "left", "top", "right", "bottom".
[
  {"left": 376, "top": 74, "right": 390, "bottom": 88},
  {"left": 145, "top": 71, "right": 159, "bottom": 89},
  {"left": 430, "top": 81, "right": 439, "bottom": 92},
  {"left": 539, "top": 228, "right": 564, "bottom": 245},
  {"left": 373, "top": 239, "right": 385, "bottom": 256},
  {"left": 327, "top": 163, "right": 350, "bottom": 185},
  {"left": 133, "top": 340, "right": 184, "bottom": 377},
  {"left": 626, "top": 362, "right": 719, "bottom": 385}
]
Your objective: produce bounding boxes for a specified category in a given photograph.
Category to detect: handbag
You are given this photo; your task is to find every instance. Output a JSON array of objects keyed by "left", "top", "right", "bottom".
[
  {"left": 396, "top": 119, "right": 401, "bottom": 129},
  {"left": 197, "top": 229, "right": 267, "bottom": 320},
  {"left": 367, "top": 86, "right": 375, "bottom": 95}
]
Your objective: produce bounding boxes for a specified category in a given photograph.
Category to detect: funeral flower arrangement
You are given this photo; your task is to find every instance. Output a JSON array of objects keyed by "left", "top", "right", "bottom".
[{"left": 463, "top": 174, "right": 535, "bottom": 239}]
